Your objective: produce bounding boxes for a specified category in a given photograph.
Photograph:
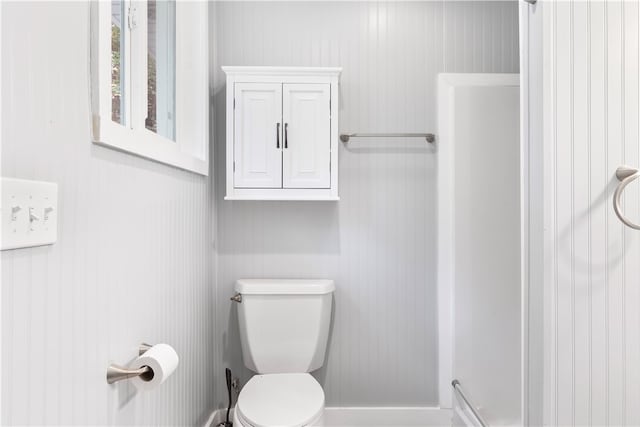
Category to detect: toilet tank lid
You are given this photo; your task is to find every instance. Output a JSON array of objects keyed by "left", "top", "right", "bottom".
[{"left": 235, "top": 279, "right": 335, "bottom": 295}]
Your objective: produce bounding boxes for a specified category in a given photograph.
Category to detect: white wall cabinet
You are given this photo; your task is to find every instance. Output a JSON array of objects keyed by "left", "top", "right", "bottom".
[{"left": 223, "top": 67, "right": 341, "bottom": 200}]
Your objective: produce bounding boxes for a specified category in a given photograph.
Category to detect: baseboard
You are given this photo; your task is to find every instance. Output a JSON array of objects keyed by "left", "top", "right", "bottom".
[
  {"left": 206, "top": 406, "right": 452, "bottom": 426},
  {"left": 324, "top": 407, "right": 452, "bottom": 426}
]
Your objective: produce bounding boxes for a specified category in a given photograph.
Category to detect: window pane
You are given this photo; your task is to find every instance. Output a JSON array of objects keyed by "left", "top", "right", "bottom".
[
  {"left": 146, "top": 0, "right": 176, "bottom": 141},
  {"left": 111, "top": 0, "right": 126, "bottom": 125}
]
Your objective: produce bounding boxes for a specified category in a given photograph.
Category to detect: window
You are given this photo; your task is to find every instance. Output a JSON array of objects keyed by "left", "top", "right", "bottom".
[
  {"left": 91, "top": 0, "right": 208, "bottom": 175},
  {"left": 111, "top": 0, "right": 126, "bottom": 125},
  {"left": 145, "top": 0, "right": 175, "bottom": 140}
]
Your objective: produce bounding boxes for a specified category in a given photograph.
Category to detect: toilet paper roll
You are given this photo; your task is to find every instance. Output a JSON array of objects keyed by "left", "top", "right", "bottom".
[{"left": 130, "top": 343, "right": 179, "bottom": 391}]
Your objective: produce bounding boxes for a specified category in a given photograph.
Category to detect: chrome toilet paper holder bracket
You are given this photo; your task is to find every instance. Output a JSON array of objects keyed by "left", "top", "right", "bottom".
[{"left": 106, "top": 343, "right": 154, "bottom": 384}]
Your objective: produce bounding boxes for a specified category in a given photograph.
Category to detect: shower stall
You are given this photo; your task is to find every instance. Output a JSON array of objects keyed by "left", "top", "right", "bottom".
[{"left": 438, "top": 73, "right": 522, "bottom": 426}]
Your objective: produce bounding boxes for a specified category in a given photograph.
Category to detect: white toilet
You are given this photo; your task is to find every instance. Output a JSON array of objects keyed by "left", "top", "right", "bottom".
[{"left": 232, "top": 279, "right": 335, "bottom": 427}]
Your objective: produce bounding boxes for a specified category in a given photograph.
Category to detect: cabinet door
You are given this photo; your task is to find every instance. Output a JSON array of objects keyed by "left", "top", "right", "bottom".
[
  {"left": 234, "top": 83, "right": 282, "bottom": 188},
  {"left": 282, "top": 84, "right": 331, "bottom": 189}
]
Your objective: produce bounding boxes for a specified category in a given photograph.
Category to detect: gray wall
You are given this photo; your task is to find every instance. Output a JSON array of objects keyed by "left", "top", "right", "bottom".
[
  {"left": 212, "top": 1, "right": 519, "bottom": 407},
  {"left": 1, "top": 2, "right": 215, "bottom": 425}
]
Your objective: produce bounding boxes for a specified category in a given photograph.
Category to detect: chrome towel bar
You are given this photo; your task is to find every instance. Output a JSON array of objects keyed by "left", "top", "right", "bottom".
[
  {"left": 340, "top": 132, "right": 435, "bottom": 143},
  {"left": 106, "top": 343, "right": 154, "bottom": 384},
  {"left": 452, "top": 379, "right": 489, "bottom": 427},
  {"left": 613, "top": 166, "right": 640, "bottom": 230}
]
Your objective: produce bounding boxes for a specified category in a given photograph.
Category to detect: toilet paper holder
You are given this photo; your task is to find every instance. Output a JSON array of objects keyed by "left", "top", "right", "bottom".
[{"left": 106, "top": 343, "right": 154, "bottom": 384}]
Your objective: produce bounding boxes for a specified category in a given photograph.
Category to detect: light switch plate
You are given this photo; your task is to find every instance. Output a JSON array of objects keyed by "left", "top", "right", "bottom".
[{"left": 1, "top": 178, "right": 58, "bottom": 250}]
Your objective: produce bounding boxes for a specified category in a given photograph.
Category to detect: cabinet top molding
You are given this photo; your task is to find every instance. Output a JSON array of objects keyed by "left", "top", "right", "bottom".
[{"left": 222, "top": 66, "right": 342, "bottom": 77}]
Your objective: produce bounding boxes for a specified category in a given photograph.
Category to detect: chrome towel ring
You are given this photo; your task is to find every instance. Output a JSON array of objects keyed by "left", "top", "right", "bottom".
[{"left": 614, "top": 166, "right": 640, "bottom": 230}]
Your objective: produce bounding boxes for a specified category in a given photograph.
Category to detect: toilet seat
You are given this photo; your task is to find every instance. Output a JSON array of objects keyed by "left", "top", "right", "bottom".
[{"left": 235, "top": 373, "right": 324, "bottom": 427}]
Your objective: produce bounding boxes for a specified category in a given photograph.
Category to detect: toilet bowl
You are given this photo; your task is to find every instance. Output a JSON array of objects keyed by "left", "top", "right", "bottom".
[
  {"left": 233, "top": 373, "right": 324, "bottom": 427},
  {"left": 231, "top": 279, "right": 335, "bottom": 427}
]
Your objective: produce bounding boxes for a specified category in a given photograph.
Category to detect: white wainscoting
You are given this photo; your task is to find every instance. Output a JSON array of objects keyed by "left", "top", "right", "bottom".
[
  {"left": 1, "top": 2, "right": 215, "bottom": 425},
  {"left": 529, "top": 0, "right": 640, "bottom": 425}
]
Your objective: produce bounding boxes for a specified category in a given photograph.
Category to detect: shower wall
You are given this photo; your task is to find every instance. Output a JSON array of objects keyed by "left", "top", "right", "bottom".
[{"left": 211, "top": 1, "right": 519, "bottom": 408}]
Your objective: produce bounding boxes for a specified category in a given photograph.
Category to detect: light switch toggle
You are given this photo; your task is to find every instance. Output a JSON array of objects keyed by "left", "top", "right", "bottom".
[
  {"left": 11, "top": 205, "right": 21, "bottom": 221},
  {"left": 44, "top": 207, "right": 54, "bottom": 221},
  {"left": 29, "top": 207, "right": 40, "bottom": 222}
]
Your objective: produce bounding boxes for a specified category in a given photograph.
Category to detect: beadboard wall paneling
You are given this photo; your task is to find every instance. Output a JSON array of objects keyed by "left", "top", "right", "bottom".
[
  {"left": 212, "top": 1, "right": 519, "bottom": 407},
  {"left": 538, "top": 1, "right": 640, "bottom": 425},
  {"left": 1, "top": 2, "right": 215, "bottom": 425}
]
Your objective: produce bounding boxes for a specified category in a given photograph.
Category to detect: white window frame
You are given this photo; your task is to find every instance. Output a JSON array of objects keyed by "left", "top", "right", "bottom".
[{"left": 90, "top": 0, "right": 209, "bottom": 176}]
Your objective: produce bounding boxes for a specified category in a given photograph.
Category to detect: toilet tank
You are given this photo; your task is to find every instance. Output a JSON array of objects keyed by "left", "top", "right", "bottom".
[{"left": 235, "top": 279, "right": 335, "bottom": 374}]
